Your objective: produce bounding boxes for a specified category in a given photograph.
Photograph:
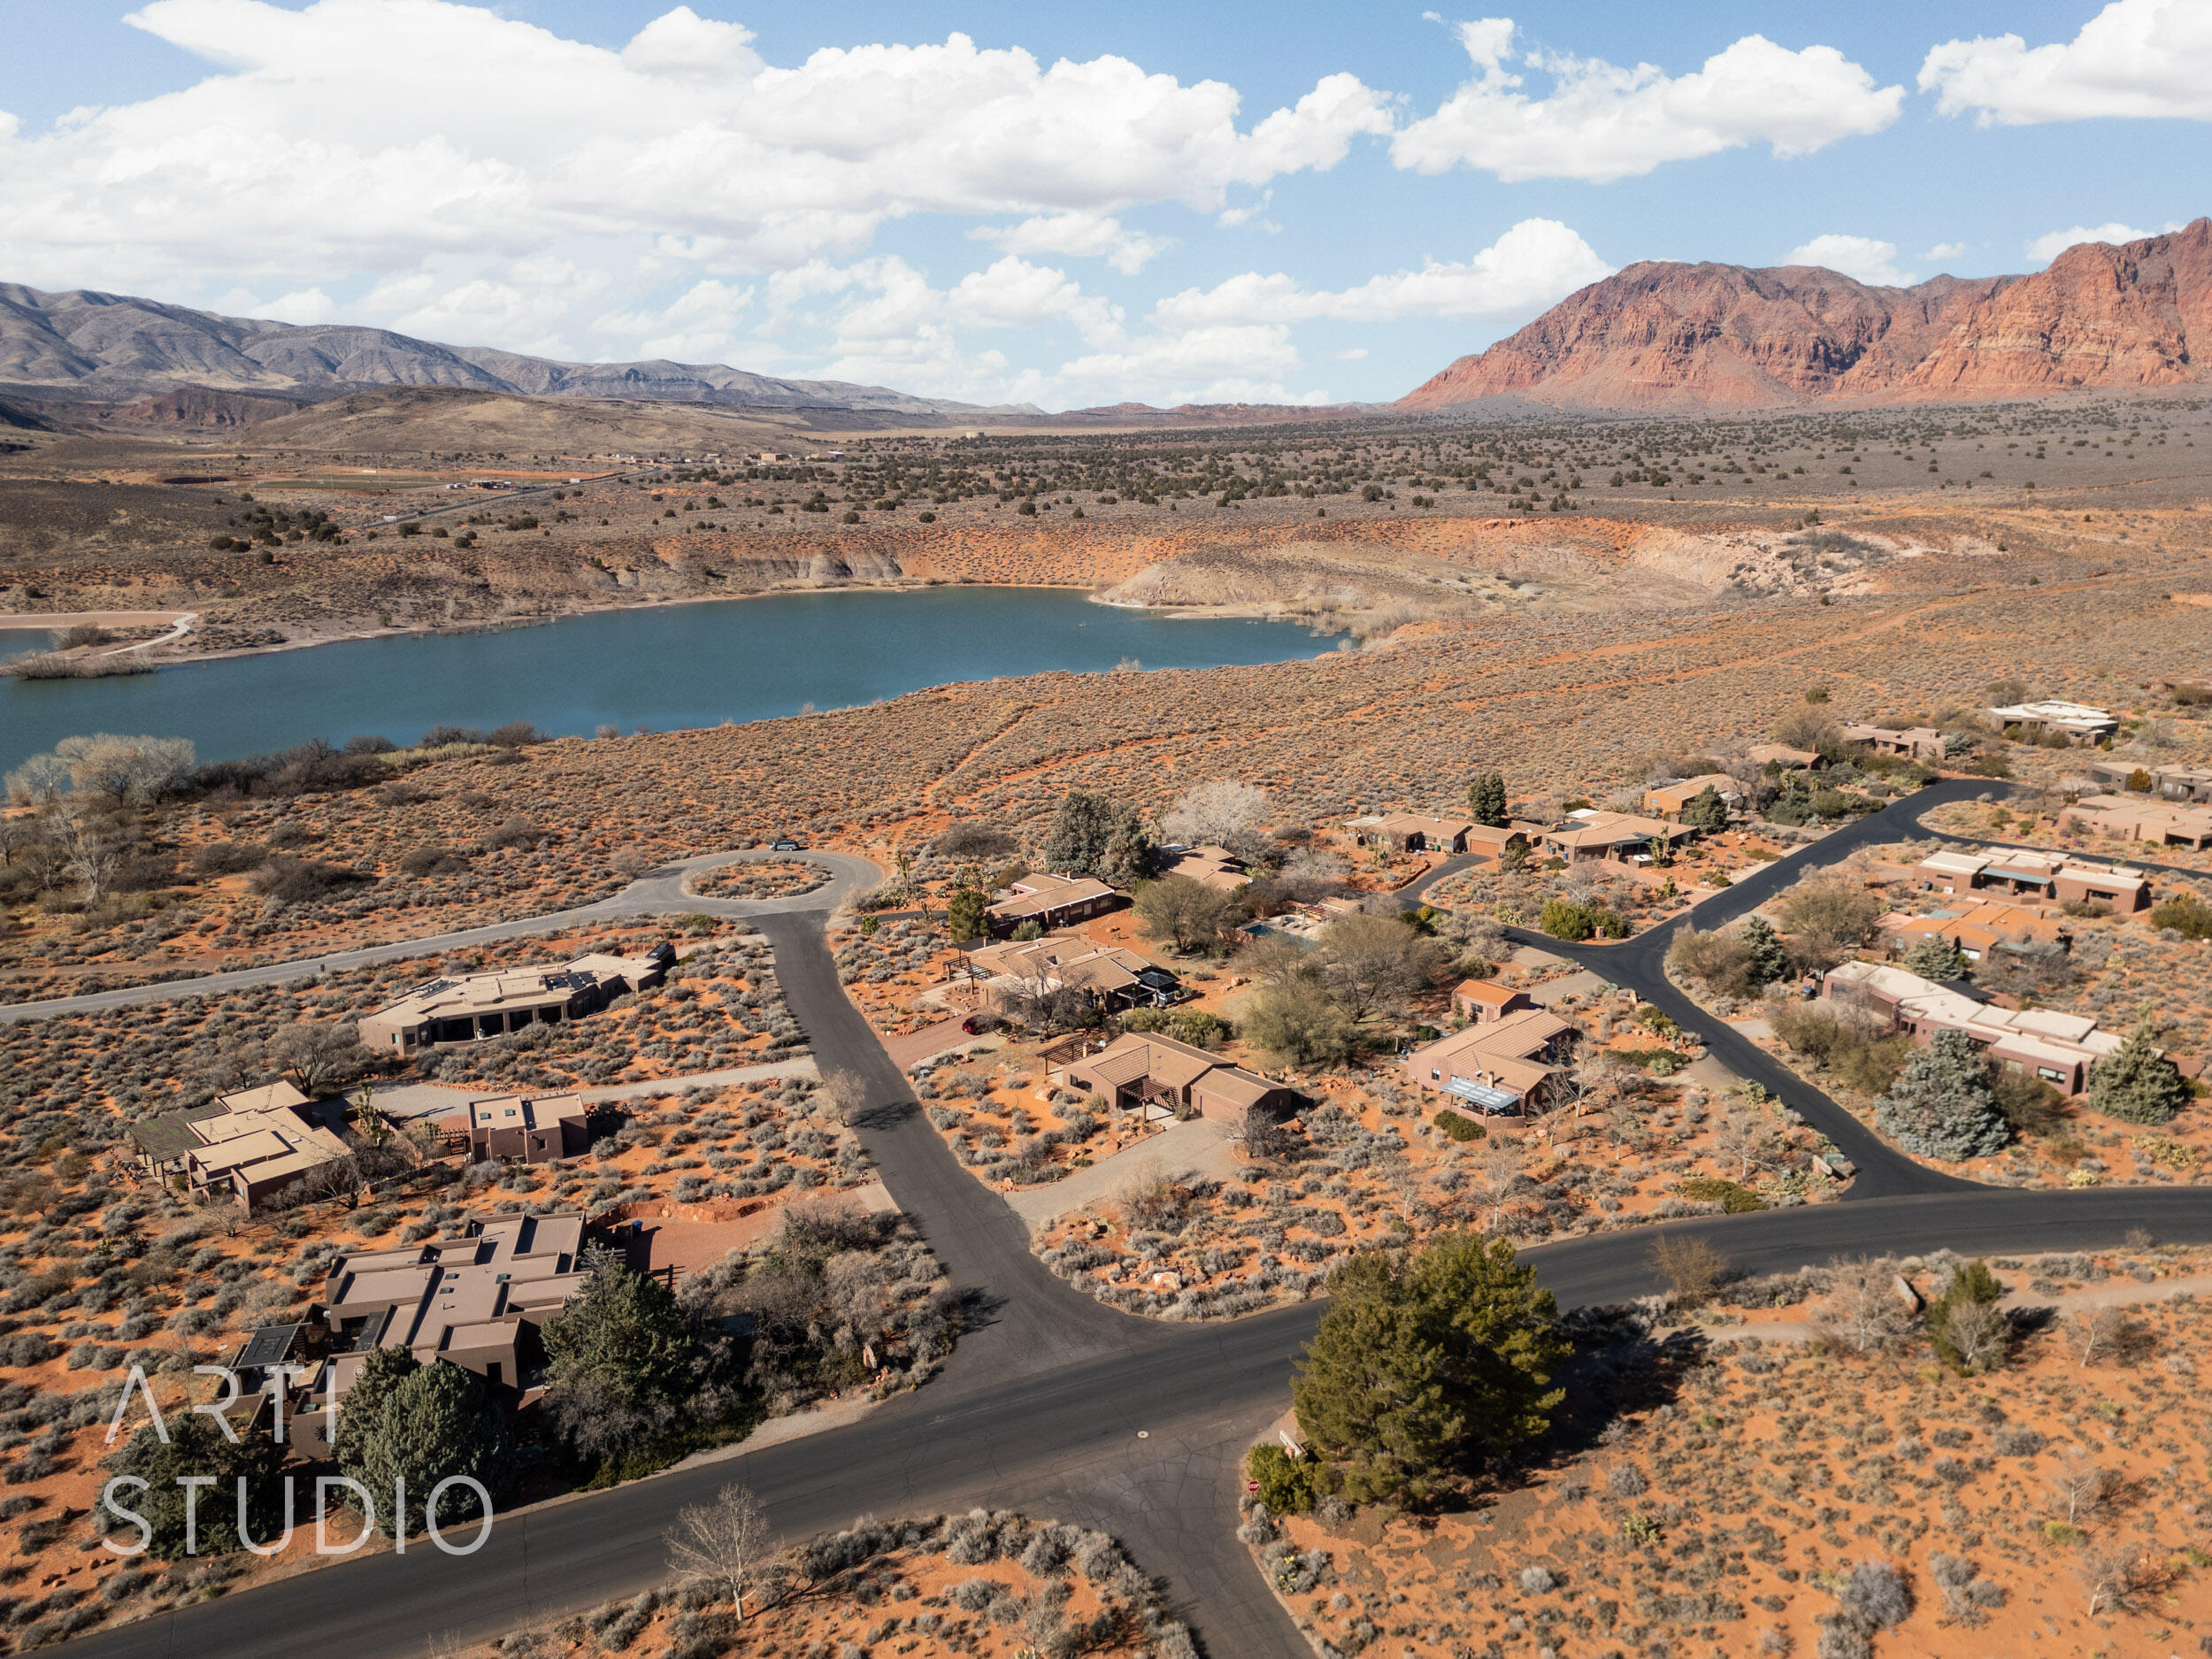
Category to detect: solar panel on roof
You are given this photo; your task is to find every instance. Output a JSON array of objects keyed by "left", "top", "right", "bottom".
[{"left": 1444, "top": 1079, "right": 1522, "bottom": 1114}]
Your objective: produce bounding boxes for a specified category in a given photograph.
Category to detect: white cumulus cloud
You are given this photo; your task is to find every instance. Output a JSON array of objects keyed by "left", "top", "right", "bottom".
[
  {"left": 1393, "top": 18, "right": 1901, "bottom": 182},
  {"left": 1786, "top": 234, "right": 1914, "bottom": 287},
  {"left": 2022, "top": 220, "right": 2181, "bottom": 265},
  {"left": 969, "top": 212, "right": 1170, "bottom": 275},
  {"left": 1920, "top": 0, "right": 2212, "bottom": 125},
  {"left": 1152, "top": 219, "right": 1610, "bottom": 327},
  {"left": 1923, "top": 242, "right": 1969, "bottom": 261}
]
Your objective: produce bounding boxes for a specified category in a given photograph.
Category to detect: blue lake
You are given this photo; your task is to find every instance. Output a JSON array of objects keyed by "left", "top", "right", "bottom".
[{"left": 0, "top": 588, "right": 1340, "bottom": 776}]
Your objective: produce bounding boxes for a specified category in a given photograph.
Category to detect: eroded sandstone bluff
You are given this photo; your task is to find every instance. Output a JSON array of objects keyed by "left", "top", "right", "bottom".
[{"left": 1402, "top": 218, "right": 2212, "bottom": 411}]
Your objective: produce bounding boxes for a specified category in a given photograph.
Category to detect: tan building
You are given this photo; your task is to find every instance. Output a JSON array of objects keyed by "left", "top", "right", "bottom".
[
  {"left": 465, "top": 1092, "right": 590, "bottom": 1163},
  {"left": 1642, "top": 774, "right": 1740, "bottom": 821},
  {"left": 1913, "top": 849, "right": 2151, "bottom": 912},
  {"left": 2059, "top": 794, "right": 2212, "bottom": 851},
  {"left": 1987, "top": 700, "right": 2118, "bottom": 744},
  {"left": 965, "top": 933, "right": 1179, "bottom": 1012},
  {"left": 129, "top": 1080, "right": 352, "bottom": 1210},
  {"left": 1160, "top": 845, "right": 1249, "bottom": 892},
  {"left": 1745, "top": 743, "right": 1821, "bottom": 771},
  {"left": 321, "top": 1213, "right": 590, "bottom": 1398},
  {"left": 1058, "top": 1032, "right": 1300, "bottom": 1124},
  {"left": 1822, "top": 961, "right": 2124, "bottom": 1094},
  {"left": 1539, "top": 810, "right": 1694, "bottom": 864},
  {"left": 987, "top": 872, "right": 1119, "bottom": 932},
  {"left": 1884, "top": 902, "right": 2066, "bottom": 964},
  {"left": 1451, "top": 979, "right": 1538, "bottom": 1024},
  {"left": 2087, "top": 758, "right": 2212, "bottom": 803},
  {"left": 1463, "top": 823, "right": 1537, "bottom": 860},
  {"left": 1839, "top": 722, "right": 1947, "bottom": 760},
  {"left": 1403, "top": 1007, "right": 1574, "bottom": 1116},
  {"left": 1345, "top": 813, "right": 1479, "bottom": 855},
  {"left": 359, "top": 946, "right": 673, "bottom": 1054}
]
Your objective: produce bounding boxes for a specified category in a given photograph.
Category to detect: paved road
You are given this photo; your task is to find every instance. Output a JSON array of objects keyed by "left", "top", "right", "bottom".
[{"left": 56, "top": 789, "right": 2212, "bottom": 1659}]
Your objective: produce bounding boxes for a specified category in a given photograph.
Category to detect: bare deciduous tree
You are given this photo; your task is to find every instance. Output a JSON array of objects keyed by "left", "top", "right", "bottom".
[
  {"left": 271, "top": 1020, "right": 372, "bottom": 1097},
  {"left": 2048, "top": 1452, "right": 2111, "bottom": 1525},
  {"left": 1710, "top": 1110, "right": 1778, "bottom": 1182},
  {"left": 668, "top": 1483, "right": 775, "bottom": 1618},
  {"left": 822, "top": 1071, "right": 869, "bottom": 1126},
  {"left": 1647, "top": 1233, "right": 1726, "bottom": 1307},
  {"left": 2076, "top": 1540, "right": 2147, "bottom": 1615},
  {"left": 1938, "top": 1294, "right": 2012, "bottom": 1374},
  {"left": 1811, "top": 1256, "right": 1915, "bottom": 1355},
  {"left": 1473, "top": 1139, "right": 1525, "bottom": 1232},
  {"left": 1160, "top": 780, "right": 1270, "bottom": 849},
  {"left": 2070, "top": 1304, "right": 2132, "bottom": 1368}
]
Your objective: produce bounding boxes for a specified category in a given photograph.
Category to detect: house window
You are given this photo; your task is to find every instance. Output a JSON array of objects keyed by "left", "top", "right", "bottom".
[
  {"left": 1430, "top": 1069, "right": 1440, "bottom": 1080},
  {"left": 2038, "top": 1067, "right": 2064, "bottom": 1083}
]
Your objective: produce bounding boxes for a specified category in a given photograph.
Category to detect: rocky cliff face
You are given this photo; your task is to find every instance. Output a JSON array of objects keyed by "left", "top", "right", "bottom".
[{"left": 1402, "top": 219, "right": 2212, "bottom": 411}]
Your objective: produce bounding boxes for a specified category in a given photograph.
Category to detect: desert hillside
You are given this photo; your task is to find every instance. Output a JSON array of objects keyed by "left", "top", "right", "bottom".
[{"left": 1403, "top": 219, "right": 2212, "bottom": 412}]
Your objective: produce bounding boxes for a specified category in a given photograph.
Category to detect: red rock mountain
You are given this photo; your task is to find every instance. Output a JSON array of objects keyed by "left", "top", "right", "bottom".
[{"left": 1401, "top": 219, "right": 2212, "bottom": 411}]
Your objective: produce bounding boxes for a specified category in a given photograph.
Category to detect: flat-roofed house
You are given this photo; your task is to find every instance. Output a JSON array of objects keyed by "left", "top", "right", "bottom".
[
  {"left": 1159, "top": 845, "right": 1249, "bottom": 892},
  {"left": 1540, "top": 810, "right": 1694, "bottom": 864},
  {"left": 1059, "top": 1032, "right": 1300, "bottom": 1124},
  {"left": 129, "top": 1080, "right": 351, "bottom": 1210},
  {"left": 1822, "top": 961, "right": 2124, "bottom": 1093},
  {"left": 966, "top": 933, "right": 1179, "bottom": 1012},
  {"left": 1885, "top": 902, "right": 2066, "bottom": 964},
  {"left": 1839, "top": 723, "right": 1947, "bottom": 760},
  {"left": 1642, "top": 774, "right": 1741, "bottom": 821},
  {"left": 465, "top": 1093, "right": 590, "bottom": 1164},
  {"left": 1912, "top": 849, "right": 2150, "bottom": 912},
  {"left": 359, "top": 945, "right": 673, "bottom": 1054},
  {"left": 987, "top": 872, "right": 1119, "bottom": 933},
  {"left": 1346, "top": 813, "right": 1478, "bottom": 855},
  {"left": 1745, "top": 743, "right": 1822, "bottom": 771},
  {"left": 1403, "top": 1007, "right": 1574, "bottom": 1117},
  {"left": 2060, "top": 795, "right": 2212, "bottom": 852},
  {"left": 1987, "top": 700, "right": 2118, "bottom": 743},
  {"left": 320, "top": 1213, "right": 590, "bottom": 1398},
  {"left": 1451, "top": 979, "right": 1538, "bottom": 1024}
]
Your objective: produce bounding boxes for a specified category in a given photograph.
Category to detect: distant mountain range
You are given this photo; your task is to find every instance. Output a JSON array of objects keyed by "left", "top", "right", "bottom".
[
  {"left": 1401, "top": 219, "right": 2212, "bottom": 412},
  {"left": 0, "top": 282, "right": 1040, "bottom": 419}
]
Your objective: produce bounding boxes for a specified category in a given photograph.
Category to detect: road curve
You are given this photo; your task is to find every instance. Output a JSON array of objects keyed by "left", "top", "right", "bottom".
[{"left": 49, "top": 788, "right": 2212, "bottom": 1659}]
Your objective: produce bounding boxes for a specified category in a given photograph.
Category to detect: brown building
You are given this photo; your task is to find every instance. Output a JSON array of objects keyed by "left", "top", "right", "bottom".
[
  {"left": 1451, "top": 979, "right": 1538, "bottom": 1024},
  {"left": 987, "top": 872, "right": 1119, "bottom": 932},
  {"left": 1462, "top": 823, "right": 1536, "bottom": 860},
  {"left": 2088, "top": 758, "right": 2212, "bottom": 803},
  {"left": 1986, "top": 700, "right": 2118, "bottom": 744},
  {"left": 966, "top": 933, "right": 1179, "bottom": 1012},
  {"left": 321, "top": 1213, "right": 590, "bottom": 1398},
  {"left": 2059, "top": 795, "right": 2212, "bottom": 851},
  {"left": 1058, "top": 1032, "right": 1301, "bottom": 1124},
  {"left": 1822, "top": 962, "right": 2123, "bottom": 1094},
  {"left": 1159, "top": 845, "right": 1249, "bottom": 892},
  {"left": 1884, "top": 902, "right": 2067, "bottom": 964},
  {"left": 128, "top": 1080, "right": 352, "bottom": 1210},
  {"left": 359, "top": 946, "right": 673, "bottom": 1054},
  {"left": 465, "top": 1092, "right": 590, "bottom": 1163},
  {"left": 1914, "top": 849, "right": 2151, "bottom": 912},
  {"left": 1539, "top": 810, "right": 1694, "bottom": 864},
  {"left": 1346, "top": 812, "right": 1479, "bottom": 855},
  {"left": 1745, "top": 743, "right": 1821, "bottom": 771},
  {"left": 1641, "top": 774, "right": 1741, "bottom": 821},
  {"left": 1403, "top": 1007, "right": 1574, "bottom": 1117},
  {"left": 1839, "top": 722, "right": 1947, "bottom": 760}
]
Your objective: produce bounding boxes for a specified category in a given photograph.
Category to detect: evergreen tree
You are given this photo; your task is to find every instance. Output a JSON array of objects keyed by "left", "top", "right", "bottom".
[
  {"left": 541, "top": 1247, "right": 702, "bottom": 1462},
  {"left": 944, "top": 887, "right": 989, "bottom": 943},
  {"left": 100, "top": 1411, "right": 285, "bottom": 1560},
  {"left": 345, "top": 1359, "right": 514, "bottom": 1535},
  {"left": 1901, "top": 932, "right": 1971, "bottom": 982},
  {"left": 1041, "top": 791, "right": 1157, "bottom": 884},
  {"left": 1291, "top": 1233, "right": 1567, "bottom": 1502},
  {"left": 334, "top": 1344, "right": 420, "bottom": 1469},
  {"left": 1874, "top": 1029, "right": 2011, "bottom": 1159},
  {"left": 1738, "top": 916, "right": 1788, "bottom": 987},
  {"left": 1681, "top": 785, "right": 1731, "bottom": 833},
  {"left": 2086, "top": 1018, "right": 2190, "bottom": 1125},
  {"left": 1926, "top": 1259, "right": 2008, "bottom": 1375},
  {"left": 1468, "top": 772, "right": 1509, "bottom": 828}
]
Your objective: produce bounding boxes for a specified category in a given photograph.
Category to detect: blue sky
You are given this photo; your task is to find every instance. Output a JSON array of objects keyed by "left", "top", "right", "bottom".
[{"left": 0, "top": 1, "right": 2204, "bottom": 407}]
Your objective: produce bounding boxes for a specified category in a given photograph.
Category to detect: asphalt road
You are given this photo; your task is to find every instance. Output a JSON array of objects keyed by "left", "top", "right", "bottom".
[{"left": 55, "top": 786, "right": 2212, "bottom": 1659}]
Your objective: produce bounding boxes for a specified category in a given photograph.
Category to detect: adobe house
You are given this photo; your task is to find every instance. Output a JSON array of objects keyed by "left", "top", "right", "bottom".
[
  {"left": 1539, "top": 810, "right": 1694, "bottom": 864},
  {"left": 1345, "top": 813, "right": 1478, "bottom": 855},
  {"left": 1641, "top": 774, "right": 1741, "bottom": 821},
  {"left": 966, "top": 933, "right": 1179, "bottom": 1012},
  {"left": 1839, "top": 722, "right": 1947, "bottom": 760},
  {"left": 1462, "top": 823, "right": 1536, "bottom": 860},
  {"left": 2089, "top": 759, "right": 2212, "bottom": 803},
  {"left": 359, "top": 944, "right": 674, "bottom": 1054},
  {"left": 1058, "top": 1032, "right": 1301, "bottom": 1124},
  {"left": 1403, "top": 1007, "right": 1574, "bottom": 1117},
  {"left": 987, "top": 872, "right": 1119, "bottom": 933},
  {"left": 1451, "top": 979, "right": 1537, "bottom": 1024},
  {"left": 465, "top": 1092, "right": 590, "bottom": 1164},
  {"left": 1821, "top": 961, "right": 2123, "bottom": 1094},
  {"left": 1884, "top": 902, "right": 2066, "bottom": 964},
  {"left": 128, "top": 1080, "right": 352, "bottom": 1210},
  {"left": 1986, "top": 700, "right": 2118, "bottom": 744},
  {"left": 1744, "top": 743, "right": 1822, "bottom": 771},
  {"left": 1159, "top": 845, "right": 1249, "bottom": 892},
  {"left": 320, "top": 1213, "right": 590, "bottom": 1397},
  {"left": 2059, "top": 795, "right": 2212, "bottom": 852}
]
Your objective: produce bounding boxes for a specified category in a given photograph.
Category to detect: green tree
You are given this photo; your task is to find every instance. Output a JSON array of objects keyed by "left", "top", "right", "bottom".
[
  {"left": 100, "top": 1411, "right": 285, "bottom": 1560},
  {"left": 1540, "top": 898, "right": 1596, "bottom": 941},
  {"left": 1901, "top": 932, "right": 1971, "bottom": 982},
  {"left": 1926, "top": 1259, "right": 2009, "bottom": 1375},
  {"left": 1133, "top": 872, "right": 1239, "bottom": 955},
  {"left": 1243, "top": 979, "right": 1356, "bottom": 1068},
  {"left": 1041, "top": 790, "right": 1157, "bottom": 884},
  {"left": 1874, "top": 1029, "right": 2011, "bottom": 1160},
  {"left": 2086, "top": 1018, "right": 2190, "bottom": 1125},
  {"left": 1291, "top": 1233, "right": 1568, "bottom": 1503},
  {"left": 1313, "top": 911, "right": 1453, "bottom": 1020},
  {"left": 334, "top": 1344, "right": 421, "bottom": 1469},
  {"left": 945, "top": 887, "right": 990, "bottom": 943},
  {"left": 1738, "top": 915, "right": 1788, "bottom": 987},
  {"left": 345, "top": 1358, "right": 514, "bottom": 1534},
  {"left": 1468, "top": 772, "right": 1508, "bottom": 828},
  {"left": 1680, "top": 785, "right": 1731, "bottom": 833},
  {"left": 541, "top": 1247, "right": 702, "bottom": 1463}
]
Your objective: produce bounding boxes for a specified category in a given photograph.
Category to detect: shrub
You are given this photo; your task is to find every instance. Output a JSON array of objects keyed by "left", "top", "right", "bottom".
[
  {"left": 1676, "top": 1177, "right": 1767, "bottom": 1213},
  {"left": 1247, "top": 1444, "right": 1323, "bottom": 1513},
  {"left": 1432, "top": 1109, "right": 1485, "bottom": 1143},
  {"left": 2148, "top": 892, "right": 2212, "bottom": 940},
  {"left": 2086, "top": 1018, "right": 2190, "bottom": 1125},
  {"left": 1769, "top": 1002, "right": 1910, "bottom": 1094}
]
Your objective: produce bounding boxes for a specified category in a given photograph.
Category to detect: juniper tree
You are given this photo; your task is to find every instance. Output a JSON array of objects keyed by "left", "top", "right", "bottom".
[
  {"left": 1681, "top": 784, "right": 1731, "bottom": 833},
  {"left": 1041, "top": 790, "right": 1157, "bottom": 884},
  {"left": 1874, "top": 1028, "right": 2011, "bottom": 1159},
  {"left": 1901, "top": 932, "right": 1971, "bottom": 983},
  {"left": 1468, "top": 772, "right": 1508, "bottom": 828},
  {"left": 345, "top": 1358, "right": 514, "bottom": 1535},
  {"left": 2086, "top": 1018, "right": 2189, "bottom": 1125},
  {"left": 1738, "top": 915, "right": 1788, "bottom": 987}
]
